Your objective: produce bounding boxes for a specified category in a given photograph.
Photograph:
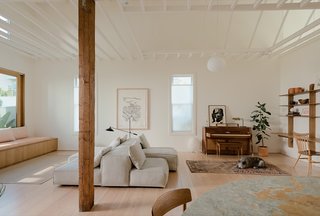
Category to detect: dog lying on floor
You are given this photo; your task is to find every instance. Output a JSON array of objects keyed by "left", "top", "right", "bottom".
[{"left": 236, "top": 156, "right": 266, "bottom": 169}]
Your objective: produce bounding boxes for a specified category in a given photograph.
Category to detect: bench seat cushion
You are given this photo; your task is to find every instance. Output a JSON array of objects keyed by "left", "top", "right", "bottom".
[{"left": 130, "top": 158, "right": 169, "bottom": 188}]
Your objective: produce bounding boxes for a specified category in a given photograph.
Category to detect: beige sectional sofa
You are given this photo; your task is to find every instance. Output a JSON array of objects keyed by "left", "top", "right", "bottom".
[
  {"left": 53, "top": 138, "right": 177, "bottom": 188},
  {"left": 0, "top": 127, "right": 58, "bottom": 168}
]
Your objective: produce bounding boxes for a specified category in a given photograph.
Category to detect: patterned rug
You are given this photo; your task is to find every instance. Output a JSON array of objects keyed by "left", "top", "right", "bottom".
[{"left": 186, "top": 160, "right": 290, "bottom": 175}]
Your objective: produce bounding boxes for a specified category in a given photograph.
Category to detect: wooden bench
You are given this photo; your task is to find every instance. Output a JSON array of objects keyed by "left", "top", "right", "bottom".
[{"left": 0, "top": 137, "right": 58, "bottom": 168}]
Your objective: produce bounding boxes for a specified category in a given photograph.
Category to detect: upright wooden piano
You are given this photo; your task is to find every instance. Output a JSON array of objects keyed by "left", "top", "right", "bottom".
[{"left": 202, "top": 126, "right": 252, "bottom": 155}]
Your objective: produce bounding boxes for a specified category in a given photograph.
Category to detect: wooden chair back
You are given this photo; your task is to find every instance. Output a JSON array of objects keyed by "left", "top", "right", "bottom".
[
  {"left": 151, "top": 188, "right": 192, "bottom": 216},
  {"left": 293, "top": 132, "right": 310, "bottom": 154}
]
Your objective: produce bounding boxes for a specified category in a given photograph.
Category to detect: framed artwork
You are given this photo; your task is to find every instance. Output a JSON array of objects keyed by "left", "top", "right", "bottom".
[
  {"left": 208, "top": 105, "right": 226, "bottom": 126},
  {"left": 117, "top": 88, "right": 149, "bottom": 130}
]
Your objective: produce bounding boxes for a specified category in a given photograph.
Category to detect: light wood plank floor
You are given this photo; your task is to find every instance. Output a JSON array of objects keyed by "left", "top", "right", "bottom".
[{"left": 0, "top": 151, "right": 319, "bottom": 216}]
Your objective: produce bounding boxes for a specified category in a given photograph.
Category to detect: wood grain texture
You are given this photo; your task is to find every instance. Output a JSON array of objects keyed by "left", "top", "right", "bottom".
[
  {"left": 78, "top": 0, "right": 95, "bottom": 212},
  {"left": 0, "top": 152, "right": 319, "bottom": 216},
  {"left": 0, "top": 138, "right": 58, "bottom": 168}
]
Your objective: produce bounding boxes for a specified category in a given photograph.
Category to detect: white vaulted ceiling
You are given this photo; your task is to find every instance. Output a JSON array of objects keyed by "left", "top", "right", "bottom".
[{"left": 0, "top": 0, "right": 320, "bottom": 60}]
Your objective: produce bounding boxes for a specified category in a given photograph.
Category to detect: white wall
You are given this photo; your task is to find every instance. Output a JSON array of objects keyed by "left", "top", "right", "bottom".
[
  {"left": 0, "top": 43, "right": 35, "bottom": 134},
  {"left": 278, "top": 40, "right": 320, "bottom": 158},
  {"left": 32, "top": 57, "right": 281, "bottom": 152}
]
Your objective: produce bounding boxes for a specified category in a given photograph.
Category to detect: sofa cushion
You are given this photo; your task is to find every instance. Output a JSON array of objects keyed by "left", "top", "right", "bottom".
[
  {"left": 139, "top": 133, "right": 150, "bottom": 148},
  {"left": 130, "top": 158, "right": 169, "bottom": 188},
  {"left": 0, "top": 128, "right": 15, "bottom": 143},
  {"left": 143, "top": 147, "right": 178, "bottom": 171},
  {"left": 129, "top": 143, "right": 146, "bottom": 169},
  {"left": 11, "top": 127, "right": 28, "bottom": 139},
  {"left": 53, "top": 160, "right": 101, "bottom": 186},
  {"left": 108, "top": 137, "right": 121, "bottom": 148},
  {"left": 94, "top": 146, "right": 112, "bottom": 168}
]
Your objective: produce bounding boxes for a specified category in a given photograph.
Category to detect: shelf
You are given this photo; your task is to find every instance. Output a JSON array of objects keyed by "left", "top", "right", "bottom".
[
  {"left": 274, "top": 132, "right": 320, "bottom": 143},
  {"left": 280, "top": 115, "right": 320, "bottom": 118},
  {"left": 279, "top": 89, "right": 320, "bottom": 97},
  {"left": 279, "top": 103, "right": 320, "bottom": 107}
]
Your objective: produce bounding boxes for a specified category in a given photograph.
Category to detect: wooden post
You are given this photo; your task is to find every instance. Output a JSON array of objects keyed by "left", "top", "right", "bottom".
[{"left": 78, "top": 0, "right": 95, "bottom": 212}]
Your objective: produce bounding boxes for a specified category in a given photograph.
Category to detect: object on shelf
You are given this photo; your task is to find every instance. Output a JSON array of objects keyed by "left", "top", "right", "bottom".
[
  {"left": 309, "top": 83, "right": 315, "bottom": 91},
  {"left": 289, "top": 100, "right": 298, "bottom": 105},
  {"left": 288, "top": 88, "right": 295, "bottom": 94},
  {"left": 288, "top": 111, "right": 300, "bottom": 116},
  {"left": 298, "top": 99, "right": 309, "bottom": 104},
  {"left": 294, "top": 87, "right": 304, "bottom": 94}
]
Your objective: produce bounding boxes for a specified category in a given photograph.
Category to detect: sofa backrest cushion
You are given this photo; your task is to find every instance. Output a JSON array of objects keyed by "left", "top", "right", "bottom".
[
  {"left": 108, "top": 137, "right": 121, "bottom": 148},
  {"left": 94, "top": 146, "right": 112, "bottom": 168},
  {"left": 11, "top": 127, "right": 28, "bottom": 140},
  {"left": 0, "top": 128, "right": 15, "bottom": 143},
  {"left": 129, "top": 143, "right": 146, "bottom": 169},
  {"left": 139, "top": 133, "right": 150, "bottom": 148}
]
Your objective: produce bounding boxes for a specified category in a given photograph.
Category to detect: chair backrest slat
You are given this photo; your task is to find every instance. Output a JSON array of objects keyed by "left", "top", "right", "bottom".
[
  {"left": 293, "top": 132, "right": 310, "bottom": 154},
  {"left": 152, "top": 188, "right": 192, "bottom": 216}
]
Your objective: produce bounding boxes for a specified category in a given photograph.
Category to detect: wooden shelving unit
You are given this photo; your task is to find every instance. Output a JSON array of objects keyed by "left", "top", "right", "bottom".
[{"left": 278, "top": 88, "right": 319, "bottom": 149}]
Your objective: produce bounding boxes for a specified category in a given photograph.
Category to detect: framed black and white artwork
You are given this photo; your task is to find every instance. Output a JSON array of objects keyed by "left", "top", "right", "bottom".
[
  {"left": 117, "top": 88, "right": 149, "bottom": 130},
  {"left": 208, "top": 105, "right": 226, "bottom": 126}
]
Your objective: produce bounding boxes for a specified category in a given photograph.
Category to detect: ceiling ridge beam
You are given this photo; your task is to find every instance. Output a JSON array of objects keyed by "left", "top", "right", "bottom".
[
  {"left": 123, "top": 2, "right": 320, "bottom": 12},
  {"left": 269, "top": 17, "right": 320, "bottom": 52},
  {"left": 5, "top": 3, "right": 76, "bottom": 56},
  {"left": 277, "top": 0, "right": 287, "bottom": 8},
  {"left": 231, "top": 0, "right": 239, "bottom": 10},
  {"left": 253, "top": 0, "right": 263, "bottom": 9},
  {"left": 300, "top": 0, "right": 312, "bottom": 8},
  {"left": 24, "top": 2, "right": 78, "bottom": 52}
]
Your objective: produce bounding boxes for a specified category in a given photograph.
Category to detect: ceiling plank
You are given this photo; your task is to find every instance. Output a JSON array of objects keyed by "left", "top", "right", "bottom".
[
  {"left": 248, "top": 11, "right": 264, "bottom": 49},
  {"left": 116, "top": 0, "right": 144, "bottom": 60},
  {"left": 97, "top": 2, "right": 133, "bottom": 60},
  {"left": 5, "top": 3, "right": 76, "bottom": 56},
  {"left": 270, "top": 17, "right": 320, "bottom": 52},
  {"left": 272, "top": 9, "right": 289, "bottom": 46}
]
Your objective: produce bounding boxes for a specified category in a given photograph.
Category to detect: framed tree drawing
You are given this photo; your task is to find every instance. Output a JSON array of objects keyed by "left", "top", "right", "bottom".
[
  {"left": 117, "top": 88, "right": 149, "bottom": 130},
  {"left": 208, "top": 105, "right": 226, "bottom": 126}
]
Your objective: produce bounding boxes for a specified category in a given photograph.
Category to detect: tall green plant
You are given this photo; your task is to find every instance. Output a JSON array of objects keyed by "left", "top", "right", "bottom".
[
  {"left": 250, "top": 102, "right": 271, "bottom": 146},
  {"left": 0, "top": 112, "right": 16, "bottom": 128}
]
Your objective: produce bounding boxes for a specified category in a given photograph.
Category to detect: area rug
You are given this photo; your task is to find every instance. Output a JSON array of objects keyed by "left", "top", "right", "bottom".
[
  {"left": 183, "top": 176, "right": 320, "bottom": 216},
  {"left": 186, "top": 160, "right": 290, "bottom": 175},
  {"left": 0, "top": 153, "right": 70, "bottom": 184}
]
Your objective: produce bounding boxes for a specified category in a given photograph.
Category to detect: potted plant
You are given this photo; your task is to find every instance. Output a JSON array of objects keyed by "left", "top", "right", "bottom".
[{"left": 250, "top": 102, "right": 271, "bottom": 157}]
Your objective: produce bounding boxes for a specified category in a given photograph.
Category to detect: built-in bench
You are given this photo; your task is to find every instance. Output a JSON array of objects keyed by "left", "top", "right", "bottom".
[{"left": 0, "top": 127, "right": 58, "bottom": 169}]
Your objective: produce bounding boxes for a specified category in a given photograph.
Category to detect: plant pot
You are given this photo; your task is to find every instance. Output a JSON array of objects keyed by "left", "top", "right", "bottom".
[{"left": 258, "top": 146, "right": 268, "bottom": 157}]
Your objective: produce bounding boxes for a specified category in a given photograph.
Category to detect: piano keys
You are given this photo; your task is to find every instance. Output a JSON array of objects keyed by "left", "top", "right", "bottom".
[{"left": 202, "top": 126, "right": 252, "bottom": 155}]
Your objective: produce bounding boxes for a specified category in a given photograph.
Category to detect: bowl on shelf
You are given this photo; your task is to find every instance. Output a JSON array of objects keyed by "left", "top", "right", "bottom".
[{"left": 298, "top": 99, "right": 309, "bottom": 104}]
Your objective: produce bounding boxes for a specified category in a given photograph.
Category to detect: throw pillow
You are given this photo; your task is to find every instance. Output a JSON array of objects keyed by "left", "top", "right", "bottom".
[
  {"left": 11, "top": 126, "right": 28, "bottom": 139},
  {"left": 108, "top": 137, "right": 121, "bottom": 148},
  {"left": 139, "top": 133, "right": 150, "bottom": 149},
  {"left": 120, "top": 134, "right": 128, "bottom": 144},
  {"left": 129, "top": 143, "right": 146, "bottom": 169},
  {"left": 0, "top": 128, "right": 15, "bottom": 143},
  {"left": 94, "top": 146, "right": 112, "bottom": 168}
]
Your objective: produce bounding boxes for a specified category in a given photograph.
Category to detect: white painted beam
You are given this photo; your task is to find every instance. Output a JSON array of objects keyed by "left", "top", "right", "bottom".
[
  {"left": 231, "top": 0, "right": 238, "bottom": 10},
  {"left": 276, "top": 0, "right": 287, "bottom": 8},
  {"left": 253, "top": 0, "right": 263, "bottom": 9},
  {"left": 272, "top": 9, "right": 289, "bottom": 46},
  {"left": 300, "top": 0, "right": 311, "bottom": 8},
  {"left": 122, "top": 2, "right": 320, "bottom": 12},
  {"left": 248, "top": 11, "right": 263, "bottom": 49}
]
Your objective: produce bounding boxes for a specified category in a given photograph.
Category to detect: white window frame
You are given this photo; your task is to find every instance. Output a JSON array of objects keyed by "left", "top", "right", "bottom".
[{"left": 169, "top": 74, "right": 196, "bottom": 135}]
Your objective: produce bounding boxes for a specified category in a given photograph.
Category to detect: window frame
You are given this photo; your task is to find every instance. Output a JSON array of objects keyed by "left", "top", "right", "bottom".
[
  {"left": 0, "top": 67, "right": 25, "bottom": 127},
  {"left": 169, "top": 74, "right": 196, "bottom": 135}
]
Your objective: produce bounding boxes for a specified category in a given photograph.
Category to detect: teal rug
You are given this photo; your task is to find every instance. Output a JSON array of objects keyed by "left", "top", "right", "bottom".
[{"left": 183, "top": 176, "right": 320, "bottom": 216}]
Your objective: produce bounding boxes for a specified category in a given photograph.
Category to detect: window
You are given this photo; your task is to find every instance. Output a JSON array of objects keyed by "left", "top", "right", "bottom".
[
  {"left": 74, "top": 77, "right": 79, "bottom": 132},
  {"left": 170, "top": 75, "right": 195, "bottom": 134},
  {"left": 0, "top": 68, "right": 24, "bottom": 128}
]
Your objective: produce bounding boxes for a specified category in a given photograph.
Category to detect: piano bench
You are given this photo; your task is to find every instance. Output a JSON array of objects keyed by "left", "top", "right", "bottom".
[{"left": 216, "top": 142, "right": 243, "bottom": 157}]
